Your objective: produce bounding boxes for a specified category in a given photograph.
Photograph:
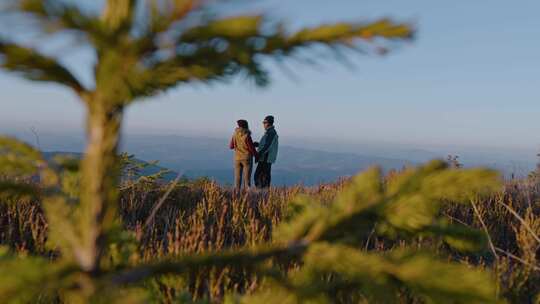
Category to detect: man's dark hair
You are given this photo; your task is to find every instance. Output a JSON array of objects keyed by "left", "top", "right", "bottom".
[
  {"left": 263, "top": 115, "right": 274, "bottom": 125},
  {"left": 237, "top": 119, "right": 249, "bottom": 129}
]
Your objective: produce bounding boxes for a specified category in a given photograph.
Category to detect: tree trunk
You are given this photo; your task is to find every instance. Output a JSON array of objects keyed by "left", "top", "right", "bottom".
[{"left": 77, "top": 100, "right": 124, "bottom": 272}]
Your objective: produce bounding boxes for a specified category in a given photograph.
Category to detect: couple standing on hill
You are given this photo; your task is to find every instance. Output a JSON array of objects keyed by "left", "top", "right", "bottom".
[{"left": 229, "top": 115, "right": 279, "bottom": 191}]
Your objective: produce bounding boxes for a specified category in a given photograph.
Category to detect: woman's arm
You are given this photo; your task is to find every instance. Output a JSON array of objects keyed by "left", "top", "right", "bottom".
[{"left": 245, "top": 135, "right": 259, "bottom": 159}]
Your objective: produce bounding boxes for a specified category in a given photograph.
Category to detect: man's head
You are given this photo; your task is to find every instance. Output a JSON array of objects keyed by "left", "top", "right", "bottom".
[
  {"left": 262, "top": 115, "right": 274, "bottom": 130},
  {"left": 237, "top": 119, "right": 249, "bottom": 129}
]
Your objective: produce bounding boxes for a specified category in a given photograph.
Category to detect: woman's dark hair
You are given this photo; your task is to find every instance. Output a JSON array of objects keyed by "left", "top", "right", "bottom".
[{"left": 237, "top": 119, "right": 249, "bottom": 129}]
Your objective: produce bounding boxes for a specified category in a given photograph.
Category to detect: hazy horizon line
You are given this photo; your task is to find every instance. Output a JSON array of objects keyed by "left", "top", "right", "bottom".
[{"left": 1, "top": 124, "right": 538, "bottom": 160}]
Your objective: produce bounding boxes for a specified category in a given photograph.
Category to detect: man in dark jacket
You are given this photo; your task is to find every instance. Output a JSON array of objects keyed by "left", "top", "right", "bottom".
[{"left": 254, "top": 115, "right": 279, "bottom": 189}]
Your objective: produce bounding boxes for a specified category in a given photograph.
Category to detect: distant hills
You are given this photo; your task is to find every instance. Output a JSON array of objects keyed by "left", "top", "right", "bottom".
[
  {"left": 5, "top": 131, "right": 537, "bottom": 186},
  {"left": 42, "top": 151, "right": 179, "bottom": 181},
  {"left": 39, "top": 135, "right": 414, "bottom": 186},
  {"left": 121, "top": 135, "right": 413, "bottom": 185}
]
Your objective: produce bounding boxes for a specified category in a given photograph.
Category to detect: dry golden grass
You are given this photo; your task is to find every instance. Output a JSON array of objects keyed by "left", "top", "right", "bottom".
[{"left": 1, "top": 176, "right": 539, "bottom": 303}]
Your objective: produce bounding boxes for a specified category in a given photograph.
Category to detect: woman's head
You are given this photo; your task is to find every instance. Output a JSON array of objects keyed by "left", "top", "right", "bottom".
[{"left": 237, "top": 119, "right": 249, "bottom": 129}]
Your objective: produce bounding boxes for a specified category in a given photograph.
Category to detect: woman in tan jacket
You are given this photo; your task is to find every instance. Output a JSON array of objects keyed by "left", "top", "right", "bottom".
[{"left": 229, "top": 120, "right": 259, "bottom": 191}]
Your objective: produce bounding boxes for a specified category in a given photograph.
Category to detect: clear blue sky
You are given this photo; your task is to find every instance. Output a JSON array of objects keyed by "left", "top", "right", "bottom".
[{"left": 1, "top": 0, "right": 539, "bottom": 154}]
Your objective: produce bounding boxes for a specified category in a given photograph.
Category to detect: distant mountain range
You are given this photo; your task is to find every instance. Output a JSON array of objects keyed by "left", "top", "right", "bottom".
[
  {"left": 38, "top": 135, "right": 414, "bottom": 186},
  {"left": 5, "top": 131, "right": 537, "bottom": 186},
  {"left": 42, "top": 151, "right": 179, "bottom": 181},
  {"left": 121, "top": 135, "right": 414, "bottom": 185}
]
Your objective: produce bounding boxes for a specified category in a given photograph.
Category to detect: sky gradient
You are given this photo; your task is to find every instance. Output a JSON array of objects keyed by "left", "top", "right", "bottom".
[{"left": 1, "top": 0, "right": 539, "bottom": 157}]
